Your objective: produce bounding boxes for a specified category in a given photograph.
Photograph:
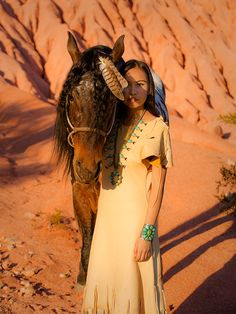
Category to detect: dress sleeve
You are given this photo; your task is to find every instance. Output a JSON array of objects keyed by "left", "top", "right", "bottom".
[
  {"left": 160, "top": 127, "right": 173, "bottom": 167},
  {"left": 140, "top": 124, "right": 173, "bottom": 168}
]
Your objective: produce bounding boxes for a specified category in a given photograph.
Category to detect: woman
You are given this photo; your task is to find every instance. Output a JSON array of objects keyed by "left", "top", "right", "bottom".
[{"left": 82, "top": 60, "right": 173, "bottom": 314}]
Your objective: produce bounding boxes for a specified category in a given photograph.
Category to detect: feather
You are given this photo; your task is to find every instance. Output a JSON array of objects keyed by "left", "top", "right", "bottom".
[{"left": 98, "top": 56, "right": 128, "bottom": 100}]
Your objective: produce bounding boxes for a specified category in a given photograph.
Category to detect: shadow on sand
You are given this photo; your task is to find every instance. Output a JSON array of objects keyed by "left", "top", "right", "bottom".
[
  {"left": 160, "top": 203, "right": 236, "bottom": 313},
  {"left": 0, "top": 102, "right": 56, "bottom": 182},
  {"left": 175, "top": 254, "right": 236, "bottom": 313}
]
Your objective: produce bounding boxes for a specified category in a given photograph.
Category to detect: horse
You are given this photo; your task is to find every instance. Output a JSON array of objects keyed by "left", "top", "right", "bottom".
[{"left": 54, "top": 32, "right": 127, "bottom": 287}]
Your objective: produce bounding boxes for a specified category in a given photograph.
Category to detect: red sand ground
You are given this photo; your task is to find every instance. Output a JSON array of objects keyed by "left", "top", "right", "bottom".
[{"left": 0, "top": 88, "right": 235, "bottom": 313}]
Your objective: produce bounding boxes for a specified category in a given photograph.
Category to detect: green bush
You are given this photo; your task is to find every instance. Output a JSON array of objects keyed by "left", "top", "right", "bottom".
[{"left": 216, "top": 163, "right": 236, "bottom": 216}]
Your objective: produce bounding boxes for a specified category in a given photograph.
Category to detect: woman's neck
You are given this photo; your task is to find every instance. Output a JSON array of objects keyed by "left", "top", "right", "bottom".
[{"left": 123, "top": 106, "right": 145, "bottom": 126}]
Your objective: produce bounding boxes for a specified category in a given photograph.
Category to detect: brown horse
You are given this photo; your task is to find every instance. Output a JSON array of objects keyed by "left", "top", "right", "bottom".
[{"left": 54, "top": 32, "right": 126, "bottom": 287}]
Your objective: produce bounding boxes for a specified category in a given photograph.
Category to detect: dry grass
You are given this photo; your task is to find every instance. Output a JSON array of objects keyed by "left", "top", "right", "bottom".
[
  {"left": 47, "top": 209, "right": 66, "bottom": 228},
  {"left": 218, "top": 112, "right": 236, "bottom": 125}
]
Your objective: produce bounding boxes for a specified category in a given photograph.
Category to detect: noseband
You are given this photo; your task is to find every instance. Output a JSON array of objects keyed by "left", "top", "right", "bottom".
[{"left": 65, "top": 94, "right": 116, "bottom": 147}]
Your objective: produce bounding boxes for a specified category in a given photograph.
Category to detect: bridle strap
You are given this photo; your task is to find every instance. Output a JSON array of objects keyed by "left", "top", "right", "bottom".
[
  {"left": 71, "top": 127, "right": 107, "bottom": 137},
  {"left": 67, "top": 127, "right": 108, "bottom": 147},
  {"left": 65, "top": 94, "right": 117, "bottom": 147}
]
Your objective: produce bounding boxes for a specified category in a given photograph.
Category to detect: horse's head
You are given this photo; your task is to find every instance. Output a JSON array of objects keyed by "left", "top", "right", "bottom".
[{"left": 54, "top": 33, "right": 127, "bottom": 184}]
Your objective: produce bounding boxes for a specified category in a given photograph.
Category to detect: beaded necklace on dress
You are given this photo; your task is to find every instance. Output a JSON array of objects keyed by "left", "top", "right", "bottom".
[{"left": 104, "top": 110, "right": 147, "bottom": 186}]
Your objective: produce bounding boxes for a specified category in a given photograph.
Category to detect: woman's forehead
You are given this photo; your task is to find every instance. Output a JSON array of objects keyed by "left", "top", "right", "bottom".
[{"left": 125, "top": 67, "right": 148, "bottom": 82}]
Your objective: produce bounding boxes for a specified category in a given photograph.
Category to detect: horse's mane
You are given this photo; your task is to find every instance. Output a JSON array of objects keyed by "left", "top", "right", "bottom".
[{"left": 54, "top": 45, "right": 118, "bottom": 175}]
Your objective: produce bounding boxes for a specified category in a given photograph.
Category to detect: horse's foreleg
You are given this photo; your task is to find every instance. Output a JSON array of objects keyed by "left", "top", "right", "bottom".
[{"left": 72, "top": 180, "right": 99, "bottom": 287}]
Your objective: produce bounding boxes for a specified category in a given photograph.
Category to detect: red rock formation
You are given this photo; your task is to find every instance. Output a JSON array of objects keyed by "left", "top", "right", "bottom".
[{"left": 0, "top": 0, "right": 235, "bottom": 137}]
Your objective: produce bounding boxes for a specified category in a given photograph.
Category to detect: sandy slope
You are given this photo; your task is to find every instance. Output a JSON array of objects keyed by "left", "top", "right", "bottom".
[
  {"left": 0, "top": 0, "right": 236, "bottom": 313},
  {"left": 0, "top": 84, "right": 235, "bottom": 313}
]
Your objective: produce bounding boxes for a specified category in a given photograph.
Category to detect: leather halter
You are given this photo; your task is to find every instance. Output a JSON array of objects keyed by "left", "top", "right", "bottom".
[{"left": 65, "top": 95, "right": 116, "bottom": 147}]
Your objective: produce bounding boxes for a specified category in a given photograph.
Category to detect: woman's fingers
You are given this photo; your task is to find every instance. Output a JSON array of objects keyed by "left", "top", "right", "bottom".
[
  {"left": 135, "top": 249, "right": 142, "bottom": 262},
  {"left": 144, "top": 251, "right": 149, "bottom": 261},
  {"left": 142, "top": 251, "right": 149, "bottom": 262},
  {"left": 135, "top": 249, "right": 151, "bottom": 262},
  {"left": 139, "top": 255, "right": 146, "bottom": 262},
  {"left": 143, "top": 249, "right": 152, "bottom": 261},
  {"left": 134, "top": 238, "right": 152, "bottom": 262}
]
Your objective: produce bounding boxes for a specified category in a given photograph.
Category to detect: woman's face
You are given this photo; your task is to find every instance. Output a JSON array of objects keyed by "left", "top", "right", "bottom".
[{"left": 123, "top": 66, "right": 149, "bottom": 109}]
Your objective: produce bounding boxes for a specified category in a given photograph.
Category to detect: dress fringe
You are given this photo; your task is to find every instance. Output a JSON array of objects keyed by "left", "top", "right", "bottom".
[{"left": 82, "top": 285, "right": 166, "bottom": 314}]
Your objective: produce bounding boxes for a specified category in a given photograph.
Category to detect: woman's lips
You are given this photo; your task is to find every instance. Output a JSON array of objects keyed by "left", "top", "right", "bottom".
[
  {"left": 127, "top": 97, "right": 136, "bottom": 103},
  {"left": 124, "top": 97, "right": 138, "bottom": 106}
]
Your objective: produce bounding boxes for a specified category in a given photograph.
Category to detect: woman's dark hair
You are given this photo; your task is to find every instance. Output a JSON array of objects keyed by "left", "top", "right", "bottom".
[{"left": 118, "top": 59, "right": 160, "bottom": 118}]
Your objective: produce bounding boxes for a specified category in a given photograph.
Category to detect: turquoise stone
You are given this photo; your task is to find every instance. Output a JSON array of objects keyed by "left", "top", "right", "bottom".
[
  {"left": 110, "top": 170, "right": 122, "bottom": 186},
  {"left": 141, "top": 224, "right": 156, "bottom": 241},
  {"left": 108, "top": 111, "right": 148, "bottom": 187}
]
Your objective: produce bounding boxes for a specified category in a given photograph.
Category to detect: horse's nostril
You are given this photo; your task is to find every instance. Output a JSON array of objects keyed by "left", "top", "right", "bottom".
[{"left": 77, "top": 160, "right": 82, "bottom": 167}]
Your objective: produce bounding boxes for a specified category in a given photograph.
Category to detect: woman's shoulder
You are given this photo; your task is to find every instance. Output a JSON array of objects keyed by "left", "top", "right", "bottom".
[
  {"left": 144, "top": 114, "right": 169, "bottom": 134},
  {"left": 154, "top": 116, "right": 169, "bottom": 130},
  {"left": 143, "top": 111, "right": 156, "bottom": 122}
]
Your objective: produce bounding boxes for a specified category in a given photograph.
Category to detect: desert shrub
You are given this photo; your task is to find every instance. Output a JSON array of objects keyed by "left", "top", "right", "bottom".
[
  {"left": 216, "top": 163, "right": 236, "bottom": 216},
  {"left": 218, "top": 113, "right": 236, "bottom": 125},
  {"left": 48, "top": 209, "right": 65, "bottom": 227}
]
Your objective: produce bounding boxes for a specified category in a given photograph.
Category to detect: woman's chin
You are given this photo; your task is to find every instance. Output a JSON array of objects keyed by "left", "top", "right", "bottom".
[{"left": 124, "top": 101, "right": 143, "bottom": 109}]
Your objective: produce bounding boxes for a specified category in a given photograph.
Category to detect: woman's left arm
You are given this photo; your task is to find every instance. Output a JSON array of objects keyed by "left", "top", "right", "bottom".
[{"left": 134, "top": 166, "right": 167, "bottom": 262}]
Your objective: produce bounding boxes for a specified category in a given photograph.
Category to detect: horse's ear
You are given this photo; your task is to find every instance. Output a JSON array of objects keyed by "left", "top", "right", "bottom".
[
  {"left": 67, "top": 32, "right": 82, "bottom": 64},
  {"left": 111, "top": 35, "right": 125, "bottom": 63}
]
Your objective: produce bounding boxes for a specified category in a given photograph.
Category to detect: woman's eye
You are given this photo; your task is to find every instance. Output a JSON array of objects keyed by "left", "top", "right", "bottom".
[{"left": 137, "top": 82, "right": 144, "bottom": 87}]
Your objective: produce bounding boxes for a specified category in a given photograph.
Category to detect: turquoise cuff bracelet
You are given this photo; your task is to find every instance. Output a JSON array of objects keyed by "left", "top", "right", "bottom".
[{"left": 140, "top": 224, "right": 156, "bottom": 241}]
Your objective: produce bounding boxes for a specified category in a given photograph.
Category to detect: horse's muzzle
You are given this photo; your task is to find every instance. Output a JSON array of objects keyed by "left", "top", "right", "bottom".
[{"left": 73, "top": 161, "right": 101, "bottom": 184}]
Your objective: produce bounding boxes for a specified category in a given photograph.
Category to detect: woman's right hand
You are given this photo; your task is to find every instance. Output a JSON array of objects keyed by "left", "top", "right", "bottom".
[{"left": 134, "top": 238, "right": 152, "bottom": 262}]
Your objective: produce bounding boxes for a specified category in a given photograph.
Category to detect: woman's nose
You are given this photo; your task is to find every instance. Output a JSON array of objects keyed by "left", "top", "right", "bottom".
[{"left": 129, "top": 84, "right": 136, "bottom": 96}]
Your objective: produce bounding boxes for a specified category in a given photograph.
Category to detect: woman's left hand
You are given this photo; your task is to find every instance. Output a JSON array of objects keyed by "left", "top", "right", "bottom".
[{"left": 134, "top": 238, "right": 152, "bottom": 262}]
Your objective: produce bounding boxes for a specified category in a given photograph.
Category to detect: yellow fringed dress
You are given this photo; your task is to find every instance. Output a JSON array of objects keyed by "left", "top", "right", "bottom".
[{"left": 82, "top": 117, "right": 173, "bottom": 314}]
